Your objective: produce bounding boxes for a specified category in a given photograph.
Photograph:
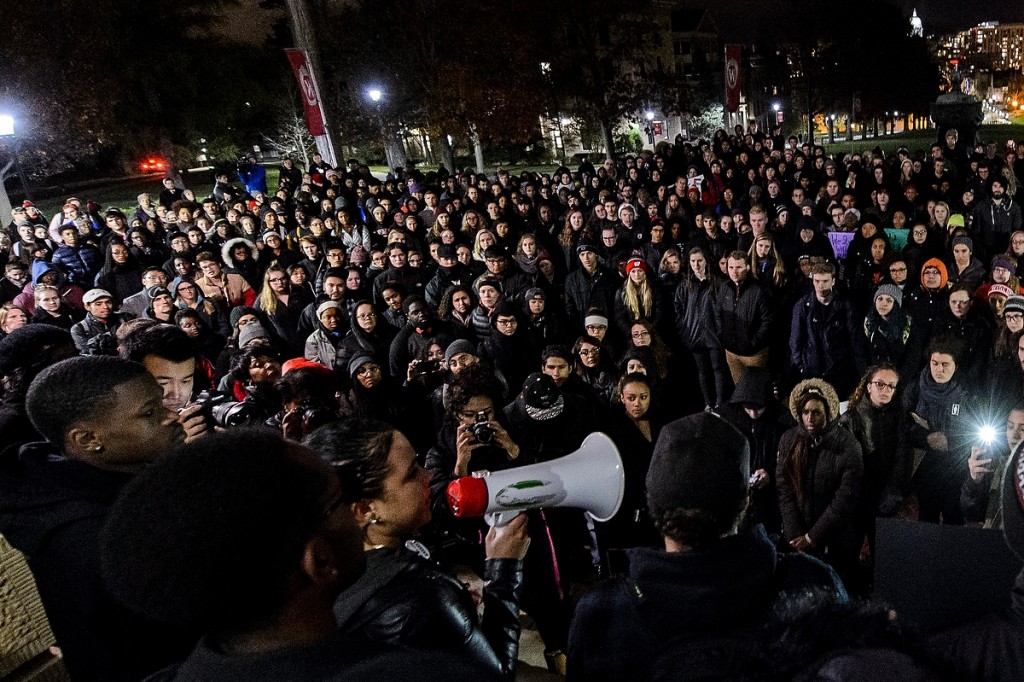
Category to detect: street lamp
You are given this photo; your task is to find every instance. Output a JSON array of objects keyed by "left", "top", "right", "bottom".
[
  {"left": 0, "top": 114, "right": 30, "bottom": 202},
  {"left": 368, "top": 88, "right": 382, "bottom": 103},
  {"left": 828, "top": 114, "right": 836, "bottom": 144}
]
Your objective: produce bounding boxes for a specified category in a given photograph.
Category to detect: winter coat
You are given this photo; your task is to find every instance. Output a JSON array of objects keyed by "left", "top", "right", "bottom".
[
  {"left": 255, "top": 289, "right": 312, "bottom": 357},
  {"left": 838, "top": 395, "right": 912, "bottom": 515},
  {"left": 51, "top": 244, "right": 103, "bottom": 286},
  {"left": 863, "top": 306, "right": 917, "bottom": 374},
  {"left": 564, "top": 266, "right": 618, "bottom": 327},
  {"left": 333, "top": 545, "right": 523, "bottom": 679},
  {"left": 928, "top": 307, "right": 994, "bottom": 388},
  {"left": 480, "top": 327, "right": 537, "bottom": 394},
  {"left": 789, "top": 292, "right": 867, "bottom": 392},
  {"left": 70, "top": 312, "right": 131, "bottom": 354},
  {"left": 972, "top": 198, "right": 1023, "bottom": 244},
  {"left": 713, "top": 276, "right": 773, "bottom": 356},
  {"left": 304, "top": 327, "right": 342, "bottom": 368},
  {"left": 947, "top": 256, "right": 986, "bottom": 292},
  {"left": 195, "top": 271, "right": 256, "bottom": 310},
  {"left": 220, "top": 238, "right": 262, "bottom": 291},
  {"left": 425, "top": 265, "right": 473, "bottom": 308},
  {"left": 903, "top": 367, "right": 975, "bottom": 468},
  {"left": 777, "top": 421, "right": 864, "bottom": 547},
  {"left": 12, "top": 264, "right": 85, "bottom": 315},
  {"left": 0, "top": 443, "right": 195, "bottom": 681},
  {"left": 94, "top": 265, "right": 144, "bottom": 305},
  {"left": 612, "top": 284, "right": 662, "bottom": 335},
  {"left": 469, "top": 306, "right": 494, "bottom": 343},
  {"left": 31, "top": 303, "right": 83, "bottom": 331},
  {"left": 721, "top": 400, "right": 795, "bottom": 535},
  {"left": 905, "top": 284, "right": 949, "bottom": 332},
  {"left": 673, "top": 276, "right": 719, "bottom": 349},
  {"left": 567, "top": 526, "right": 845, "bottom": 682}
]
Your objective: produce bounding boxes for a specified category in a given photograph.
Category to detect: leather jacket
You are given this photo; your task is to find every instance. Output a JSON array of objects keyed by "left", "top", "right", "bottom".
[{"left": 334, "top": 544, "right": 523, "bottom": 680}]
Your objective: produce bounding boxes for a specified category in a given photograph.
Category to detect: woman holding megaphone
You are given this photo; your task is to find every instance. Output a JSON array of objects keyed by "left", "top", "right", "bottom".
[{"left": 303, "top": 418, "right": 529, "bottom": 680}]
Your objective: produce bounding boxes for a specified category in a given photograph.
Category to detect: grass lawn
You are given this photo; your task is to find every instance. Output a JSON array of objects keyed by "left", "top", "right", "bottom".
[
  {"left": 823, "top": 124, "right": 1024, "bottom": 156},
  {"left": 24, "top": 168, "right": 236, "bottom": 221}
]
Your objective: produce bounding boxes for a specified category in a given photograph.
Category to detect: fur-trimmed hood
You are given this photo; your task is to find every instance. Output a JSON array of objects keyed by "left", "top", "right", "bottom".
[
  {"left": 788, "top": 377, "right": 841, "bottom": 423},
  {"left": 221, "top": 237, "right": 256, "bottom": 269}
]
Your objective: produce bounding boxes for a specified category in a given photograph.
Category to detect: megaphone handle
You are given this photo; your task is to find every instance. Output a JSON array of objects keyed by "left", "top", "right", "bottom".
[{"left": 485, "top": 510, "right": 522, "bottom": 527}]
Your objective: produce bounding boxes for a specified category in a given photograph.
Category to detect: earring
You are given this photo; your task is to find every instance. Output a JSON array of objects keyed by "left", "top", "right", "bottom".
[
  {"left": 94, "top": 446, "right": 103, "bottom": 452},
  {"left": 369, "top": 515, "right": 380, "bottom": 525}
]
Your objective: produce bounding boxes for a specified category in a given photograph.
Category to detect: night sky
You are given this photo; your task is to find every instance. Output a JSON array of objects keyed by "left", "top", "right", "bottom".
[
  {"left": 220, "top": 1, "right": 1024, "bottom": 46},
  {"left": 894, "top": 0, "right": 1024, "bottom": 33}
]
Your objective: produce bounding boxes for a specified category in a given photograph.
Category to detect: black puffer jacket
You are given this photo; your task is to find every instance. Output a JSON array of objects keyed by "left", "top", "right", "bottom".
[
  {"left": 673, "top": 275, "right": 719, "bottom": 349},
  {"left": 838, "top": 395, "right": 912, "bottom": 515},
  {"left": 713, "top": 276, "right": 773, "bottom": 356},
  {"left": 333, "top": 545, "right": 523, "bottom": 680},
  {"left": 564, "top": 266, "right": 618, "bottom": 327},
  {"left": 777, "top": 421, "right": 864, "bottom": 547}
]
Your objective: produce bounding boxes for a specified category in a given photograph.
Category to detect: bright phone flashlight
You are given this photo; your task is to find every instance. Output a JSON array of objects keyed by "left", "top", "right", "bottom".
[{"left": 978, "top": 424, "right": 998, "bottom": 446}]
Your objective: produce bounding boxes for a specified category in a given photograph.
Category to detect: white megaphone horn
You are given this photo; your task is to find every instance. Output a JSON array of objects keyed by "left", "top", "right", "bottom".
[{"left": 446, "top": 432, "right": 625, "bottom": 526}]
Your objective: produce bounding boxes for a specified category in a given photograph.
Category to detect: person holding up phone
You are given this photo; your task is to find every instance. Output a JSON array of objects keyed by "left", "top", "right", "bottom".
[{"left": 962, "top": 405, "right": 1024, "bottom": 527}]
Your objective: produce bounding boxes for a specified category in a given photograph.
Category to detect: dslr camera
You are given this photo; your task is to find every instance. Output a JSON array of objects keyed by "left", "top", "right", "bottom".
[
  {"left": 470, "top": 410, "right": 494, "bottom": 445},
  {"left": 190, "top": 390, "right": 254, "bottom": 428}
]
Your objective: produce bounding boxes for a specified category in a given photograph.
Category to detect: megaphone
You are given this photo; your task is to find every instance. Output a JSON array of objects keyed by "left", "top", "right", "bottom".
[{"left": 446, "top": 432, "right": 625, "bottom": 526}]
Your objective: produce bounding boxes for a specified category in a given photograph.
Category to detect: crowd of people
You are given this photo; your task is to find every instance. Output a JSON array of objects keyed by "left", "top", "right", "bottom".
[{"left": 0, "top": 127, "right": 1023, "bottom": 680}]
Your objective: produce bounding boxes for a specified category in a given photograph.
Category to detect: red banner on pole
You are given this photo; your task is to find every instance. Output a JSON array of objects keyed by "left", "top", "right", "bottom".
[
  {"left": 725, "top": 45, "right": 742, "bottom": 113},
  {"left": 284, "top": 49, "right": 326, "bottom": 136}
]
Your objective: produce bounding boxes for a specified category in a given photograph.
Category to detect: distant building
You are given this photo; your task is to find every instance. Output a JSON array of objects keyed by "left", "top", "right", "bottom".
[
  {"left": 910, "top": 9, "right": 923, "bottom": 38},
  {"left": 937, "top": 21, "right": 1024, "bottom": 73}
]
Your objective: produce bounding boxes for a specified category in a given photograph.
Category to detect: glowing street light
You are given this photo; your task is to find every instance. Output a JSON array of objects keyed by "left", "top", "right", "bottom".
[
  {"left": 0, "top": 115, "right": 13, "bottom": 137},
  {"left": 368, "top": 88, "right": 382, "bottom": 103},
  {"left": 772, "top": 102, "right": 781, "bottom": 112},
  {"left": 645, "top": 111, "right": 655, "bottom": 121}
]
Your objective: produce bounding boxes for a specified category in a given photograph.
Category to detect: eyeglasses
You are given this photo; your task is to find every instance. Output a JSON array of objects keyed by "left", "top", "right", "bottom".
[
  {"left": 356, "top": 312, "right": 376, "bottom": 321},
  {"left": 1006, "top": 313, "right": 1024, "bottom": 321},
  {"left": 889, "top": 267, "right": 907, "bottom": 273},
  {"left": 356, "top": 364, "right": 380, "bottom": 375},
  {"left": 268, "top": 277, "right": 287, "bottom": 283},
  {"left": 869, "top": 381, "right": 898, "bottom": 391},
  {"left": 922, "top": 269, "right": 941, "bottom": 276},
  {"left": 496, "top": 318, "right": 517, "bottom": 326},
  {"left": 578, "top": 348, "right": 599, "bottom": 356},
  {"left": 632, "top": 330, "right": 651, "bottom": 339}
]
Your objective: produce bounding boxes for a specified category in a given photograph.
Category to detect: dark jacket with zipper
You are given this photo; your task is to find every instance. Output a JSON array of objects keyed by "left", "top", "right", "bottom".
[{"left": 334, "top": 545, "right": 523, "bottom": 680}]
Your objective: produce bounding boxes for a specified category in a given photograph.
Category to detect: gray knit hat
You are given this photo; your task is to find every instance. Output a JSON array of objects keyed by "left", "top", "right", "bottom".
[
  {"left": 874, "top": 283, "right": 903, "bottom": 308},
  {"left": 444, "top": 339, "right": 476, "bottom": 364}
]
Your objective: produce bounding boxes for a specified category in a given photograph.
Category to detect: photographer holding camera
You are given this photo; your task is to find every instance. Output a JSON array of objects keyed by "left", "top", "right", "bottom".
[
  {"left": 119, "top": 323, "right": 211, "bottom": 442},
  {"left": 426, "top": 365, "right": 520, "bottom": 541}
]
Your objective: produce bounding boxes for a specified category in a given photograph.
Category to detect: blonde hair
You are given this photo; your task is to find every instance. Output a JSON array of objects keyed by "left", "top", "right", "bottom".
[
  {"left": 748, "top": 234, "right": 788, "bottom": 288},
  {"left": 33, "top": 284, "right": 59, "bottom": 303},
  {"left": 258, "top": 266, "right": 287, "bottom": 314},
  {"left": 623, "top": 272, "right": 654, "bottom": 321}
]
